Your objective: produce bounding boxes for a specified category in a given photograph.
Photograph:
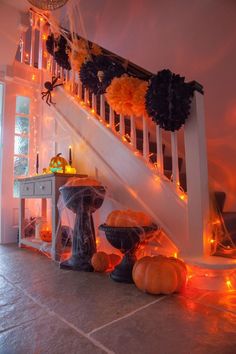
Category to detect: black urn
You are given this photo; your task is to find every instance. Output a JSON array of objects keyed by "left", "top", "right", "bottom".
[
  {"left": 59, "top": 185, "right": 105, "bottom": 271},
  {"left": 99, "top": 224, "right": 157, "bottom": 283}
]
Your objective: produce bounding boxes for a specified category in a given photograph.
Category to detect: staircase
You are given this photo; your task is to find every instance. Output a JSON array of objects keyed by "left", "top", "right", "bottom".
[{"left": 11, "top": 11, "right": 236, "bottom": 277}]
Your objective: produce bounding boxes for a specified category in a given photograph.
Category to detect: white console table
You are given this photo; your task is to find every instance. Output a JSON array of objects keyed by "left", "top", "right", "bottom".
[{"left": 18, "top": 173, "right": 87, "bottom": 261}]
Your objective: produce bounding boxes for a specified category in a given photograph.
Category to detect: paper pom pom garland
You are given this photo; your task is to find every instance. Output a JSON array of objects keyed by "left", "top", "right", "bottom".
[
  {"left": 46, "top": 34, "right": 71, "bottom": 70},
  {"left": 69, "top": 38, "right": 103, "bottom": 73},
  {"left": 106, "top": 75, "right": 148, "bottom": 117},
  {"left": 79, "top": 55, "right": 126, "bottom": 95},
  {"left": 145, "top": 69, "right": 194, "bottom": 131},
  {"left": 46, "top": 34, "right": 54, "bottom": 56}
]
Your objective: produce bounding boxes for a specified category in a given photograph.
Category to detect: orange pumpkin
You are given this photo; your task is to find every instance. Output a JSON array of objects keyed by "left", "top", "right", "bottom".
[
  {"left": 106, "top": 209, "right": 152, "bottom": 227},
  {"left": 49, "top": 153, "right": 68, "bottom": 173},
  {"left": 91, "top": 252, "right": 122, "bottom": 272},
  {"left": 40, "top": 230, "right": 52, "bottom": 243},
  {"left": 132, "top": 256, "right": 187, "bottom": 295},
  {"left": 91, "top": 252, "right": 110, "bottom": 272},
  {"left": 109, "top": 253, "right": 121, "bottom": 268}
]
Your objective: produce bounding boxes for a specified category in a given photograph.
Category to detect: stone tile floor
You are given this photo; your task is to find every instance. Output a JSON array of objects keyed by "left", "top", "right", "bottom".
[{"left": 0, "top": 244, "right": 236, "bottom": 354}]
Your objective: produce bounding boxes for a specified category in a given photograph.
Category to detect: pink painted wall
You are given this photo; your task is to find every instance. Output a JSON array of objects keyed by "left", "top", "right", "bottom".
[{"left": 65, "top": 0, "right": 236, "bottom": 210}]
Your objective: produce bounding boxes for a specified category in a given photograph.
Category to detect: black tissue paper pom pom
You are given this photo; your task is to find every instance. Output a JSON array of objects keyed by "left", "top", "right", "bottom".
[
  {"left": 46, "top": 34, "right": 71, "bottom": 70},
  {"left": 145, "top": 69, "right": 194, "bottom": 132},
  {"left": 79, "top": 55, "right": 126, "bottom": 95},
  {"left": 46, "top": 34, "right": 55, "bottom": 56}
]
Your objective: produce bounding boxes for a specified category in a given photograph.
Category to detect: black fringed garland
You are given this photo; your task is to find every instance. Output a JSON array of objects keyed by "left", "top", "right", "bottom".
[
  {"left": 79, "top": 55, "right": 126, "bottom": 95},
  {"left": 46, "top": 34, "right": 71, "bottom": 71},
  {"left": 145, "top": 69, "right": 194, "bottom": 131}
]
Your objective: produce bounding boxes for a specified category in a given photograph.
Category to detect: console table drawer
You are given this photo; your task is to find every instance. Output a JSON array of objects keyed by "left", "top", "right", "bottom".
[
  {"left": 20, "top": 182, "right": 34, "bottom": 196},
  {"left": 35, "top": 180, "right": 52, "bottom": 196}
]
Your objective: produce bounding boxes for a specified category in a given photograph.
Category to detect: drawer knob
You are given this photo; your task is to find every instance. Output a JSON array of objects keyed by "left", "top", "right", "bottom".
[
  {"left": 26, "top": 187, "right": 29, "bottom": 191},
  {"left": 40, "top": 185, "right": 45, "bottom": 190}
]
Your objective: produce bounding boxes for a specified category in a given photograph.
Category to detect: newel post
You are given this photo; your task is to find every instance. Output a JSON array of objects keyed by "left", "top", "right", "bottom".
[{"left": 184, "top": 88, "right": 211, "bottom": 257}]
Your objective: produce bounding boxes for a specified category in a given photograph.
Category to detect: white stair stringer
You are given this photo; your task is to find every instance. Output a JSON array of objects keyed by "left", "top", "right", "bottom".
[{"left": 53, "top": 87, "right": 188, "bottom": 254}]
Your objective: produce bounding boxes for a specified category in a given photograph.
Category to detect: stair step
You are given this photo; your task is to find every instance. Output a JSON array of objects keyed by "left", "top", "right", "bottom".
[
  {"left": 214, "top": 191, "right": 226, "bottom": 213},
  {"left": 222, "top": 212, "right": 236, "bottom": 234}
]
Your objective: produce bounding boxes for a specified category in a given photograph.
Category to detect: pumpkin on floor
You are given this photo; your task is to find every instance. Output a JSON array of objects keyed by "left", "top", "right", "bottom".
[
  {"left": 91, "top": 252, "right": 122, "bottom": 272},
  {"left": 132, "top": 255, "right": 187, "bottom": 295},
  {"left": 109, "top": 253, "right": 121, "bottom": 268},
  {"left": 91, "top": 251, "right": 110, "bottom": 272},
  {"left": 106, "top": 209, "right": 152, "bottom": 227},
  {"left": 40, "top": 229, "right": 52, "bottom": 243}
]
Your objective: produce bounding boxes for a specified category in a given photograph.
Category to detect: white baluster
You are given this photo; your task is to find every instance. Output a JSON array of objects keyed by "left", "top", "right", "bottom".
[
  {"left": 109, "top": 106, "right": 115, "bottom": 129},
  {"left": 60, "top": 67, "right": 63, "bottom": 80},
  {"left": 143, "top": 116, "right": 149, "bottom": 161},
  {"left": 171, "top": 131, "right": 180, "bottom": 186},
  {"left": 92, "top": 94, "right": 97, "bottom": 113},
  {"left": 119, "top": 114, "right": 125, "bottom": 136},
  {"left": 20, "top": 33, "right": 26, "bottom": 63},
  {"left": 100, "top": 94, "right": 105, "bottom": 120},
  {"left": 130, "top": 115, "right": 136, "bottom": 149},
  {"left": 78, "top": 78, "right": 83, "bottom": 99},
  {"left": 30, "top": 24, "right": 36, "bottom": 67},
  {"left": 38, "top": 20, "right": 43, "bottom": 69},
  {"left": 156, "top": 125, "right": 164, "bottom": 174},
  {"left": 71, "top": 70, "right": 75, "bottom": 94},
  {"left": 55, "top": 62, "right": 58, "bottom": 77},
  {"left": 85, "top": 88, "right": 90, "bottom": 105}
]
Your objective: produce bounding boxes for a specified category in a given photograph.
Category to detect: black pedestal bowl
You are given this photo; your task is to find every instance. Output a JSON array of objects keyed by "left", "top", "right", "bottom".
[
  {"left": 99, "top": 223, "right": 157, "bottom": 283},
  {"left": 59, "top": 185, "right": 106, "bottom": 271}
]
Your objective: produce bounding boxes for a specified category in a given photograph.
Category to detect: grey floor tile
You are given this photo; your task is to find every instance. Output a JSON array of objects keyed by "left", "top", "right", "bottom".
[
  {"left": 0, "top": 246, "right": 158, "bottom": 333},
  {"left": 91, "top": 296, "right": 236, "bottom": 354},
  {"left": 23, "top": 270, "right": 158, "bottom": 333},
  {"left": 0, "top": 314, "right": 107, "bottom": 354},
  {"left": 0, "top": 276, "right": 46, "bottom": 331},
  {"left": 0, "top": 244, "right": 19, "bottom": 256},
  {"left": 0, "top": 247, "right": 68, "bottom": 288}
]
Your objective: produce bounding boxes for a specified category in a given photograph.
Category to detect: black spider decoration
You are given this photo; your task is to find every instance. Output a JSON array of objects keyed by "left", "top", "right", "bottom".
[{"left": 41, "top": 76, "right": 63, "bottom": 106}]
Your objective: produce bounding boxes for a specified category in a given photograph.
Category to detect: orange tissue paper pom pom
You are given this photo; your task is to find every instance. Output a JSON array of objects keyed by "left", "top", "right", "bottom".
[{"left": 105, "top": 75, "right": 148, "bottom": 117}]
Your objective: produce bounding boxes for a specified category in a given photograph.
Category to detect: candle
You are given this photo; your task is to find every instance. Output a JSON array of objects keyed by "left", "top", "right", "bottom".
[
  {"left": 36, "top": 152, "right": 39, "bottom": 174},
  {"left": 69, "top": 145, "right": 72, "bottom": 166}
]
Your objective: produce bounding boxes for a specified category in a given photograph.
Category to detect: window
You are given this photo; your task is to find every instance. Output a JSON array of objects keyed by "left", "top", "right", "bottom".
[{"left": 13, "top": 96, "right": 30, "bottom": 197}]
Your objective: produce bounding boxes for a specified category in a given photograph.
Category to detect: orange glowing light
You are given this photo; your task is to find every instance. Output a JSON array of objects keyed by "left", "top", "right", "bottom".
[
  {"left": 91, "top": 109, "right": 95, "bottom": 114},
  {"left": 25, "top": 53, "right": 29, "bottom": 58},
  {"left": 180, "top": 194, "right": 185, "bottom": 201},
  {"left": 226, "top": 279, "right": 233, "bottom": 290},
  {"left": 210, "top": 239, "right": 215, "bottom": 244},
  {"left": 40, "top": 17, "right": 44, "bottom": 22},
  {"left": 32, "top": 74, "right": 36, "bottom": 81},
  {"left": 122, "top": 136, "right": 126, "bottom": 142},
  {"left": 106, "top": 123, "right": 110, "bottom": 128},
  {"left": 42, "top": 34, "right": 47, "bottom": 41},
  {"left": 43, "top": 51, "right": 48, "bottom": 58},
  {"left": 212, "top": 219, "right": 221, "bottom": 225},
  {"left": 173, "top": 252, "right": 178, "bottom": 258}
]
